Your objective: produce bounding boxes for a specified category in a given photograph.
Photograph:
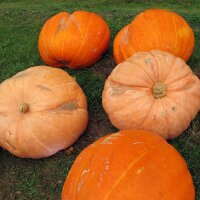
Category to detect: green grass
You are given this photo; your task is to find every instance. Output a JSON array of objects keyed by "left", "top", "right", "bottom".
[{"left": 0, "top": 0, "right": 200, "bottom": 199}]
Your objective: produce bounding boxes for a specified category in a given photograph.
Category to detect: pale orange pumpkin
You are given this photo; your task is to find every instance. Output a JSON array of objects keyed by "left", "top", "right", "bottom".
[
  {"left": 38, "top": 11, "right": 110, "bottom": 69},
  {"left": 0, "top": 66, "right": 88, "bottom": 158},
  {"left": 114, "top": 9, "right": 194, "bottom": 64},
  {"left": 102, "top": 50, "right": 200, "bottom": 139},
  {"left": 62, "top": 130, "right": 195, "bottom": 200}
]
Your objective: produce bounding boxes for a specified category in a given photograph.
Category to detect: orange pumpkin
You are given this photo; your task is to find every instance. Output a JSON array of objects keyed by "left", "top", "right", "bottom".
[
  {"left": 0, "top": 66, "right": 88, "bottom": 158},
  {"left": 114, "top": 9, "right": 194, "bottom": 64},
  {"left": 62, "top": 130, "right": 195, "bottom": 200},
  {"left": 102, "top": 50, "right": 200, "bottom": 139},
  {"left": 38, "top": 11, "right": 110, "bottom": 69}
]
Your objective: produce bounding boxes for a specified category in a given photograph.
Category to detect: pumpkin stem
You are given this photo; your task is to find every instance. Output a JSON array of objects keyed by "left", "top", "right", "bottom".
[
  {"left": 19, "top": 103, "right": 29, "bottom": 113},
  {"left": 152, "top": 82, "right": 167, "bottom": 98}
]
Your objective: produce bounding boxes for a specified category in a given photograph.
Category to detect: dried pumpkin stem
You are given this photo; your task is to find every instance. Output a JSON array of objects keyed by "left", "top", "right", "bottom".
[
  {"left": 152, "top": 82, "right": 167, "bottom": 99},
  {"left": 19, "top": 103, "right": 29, "bottom": 113}
]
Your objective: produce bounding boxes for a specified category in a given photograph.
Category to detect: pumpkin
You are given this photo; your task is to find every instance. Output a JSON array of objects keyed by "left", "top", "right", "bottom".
[
  {"left": 114, "top": 9, "right": 194, "bottom": 64},
  {"left": 62, "top": 130, "right": 195, "bottom": 200},
  {"left": 102, "top": 50, "right": 200, "bottom": 139},
  {"left": 0, "top": 66, "right": 88, "bottom": 158},
  {"left": 38, "top": 11, "right": 110, "bottom": 69}
]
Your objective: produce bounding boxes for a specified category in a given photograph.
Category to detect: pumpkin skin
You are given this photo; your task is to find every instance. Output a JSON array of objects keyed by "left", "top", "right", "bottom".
[
  {"left": 102, "top": 50, "right": 200, "bottom": 139},
  {"left": 38, "top": 11, "right": 110, "bottom": 69},
  {"left": 0, "top": 66, "right": 88, "bottom": 158},
  {"left": 62, "top": 130, "right": 195, "bottom": 200},
  {"left": 114, "top": 9, "right": 194, "bottom": 64}
]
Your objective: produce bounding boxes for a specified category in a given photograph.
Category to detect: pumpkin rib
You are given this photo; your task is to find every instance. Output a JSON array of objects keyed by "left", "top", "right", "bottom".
[
  {"left": 106, "top": 94, "right": 153, "bottom": 126},
  {"left": 143, "top": 12, "right": 159, "bottom": 50},
  {"left": 149, "top": 51, "right": 162, "bottom": 81},
  {"left": 165, "top": 95, "right": 193, "bottom": 121},
  {"left": 140, "top": 99, "right": 156, "bottom": 125},
  {"left": 24, "top": 117, "right": 53, "bottom": 153},
  {"left": 109, "top": 79, "right": 151, "bottom": 89},
  {"left": 181, "top": 36, "right": 194, "bottom": 61},
  {"left": 45, "top": 19, "right": 55, "bottom": 63},
  {"left": 171, "top": 13, "right": 178, "bottom": 54},
  {"left": 28, "top": 83, "right": 76, "bottom": 105},
  {"left": 104, "top": 150, "right": 149, "bottom": 200},
  {"left": 69, "top": 14, "right": 92, "bottom": 67},
  {"left": 160, "top": 98, "right": 170, "bottom": 138},
  {"left": 1, "top": 117, "right": 18, "bottom": 151},
  {"left": 162, "top": 54, "right": 177, "bottom": 83},
  {"left": 73, "top": 144, "right": 99, "bottom": 198},
  {"left": 125, "top": 59, "right": 155, "bottom": 83},
  {"left": 61, "top": 19, "right": 67, "bottom": 59},
  {"left": 166, "top": 71, "right": 192, "bottom": 86}
]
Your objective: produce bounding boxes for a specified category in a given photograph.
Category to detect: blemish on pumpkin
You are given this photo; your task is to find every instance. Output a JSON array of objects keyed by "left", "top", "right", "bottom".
[
  {"left": 8, "top": 130, "right": 13, "bottom": 135},
  {"left": 105, "top": 159, "right": 110, "bottom": 171},
  {"left": 136, "top": 167, "right": 144, "bottom": 175},
  {"left": 101, "top": 133, "right": 121, "bottom": 144},
  {"left": 57, "top": 15, "right": 80, "bottom": 32},
  {"left": 111, "top": 85, "right": 134, "bottom": 96},
  {"left": 133, "top": 142, "right": 144, "bottom": 145},
  {"left": 70, "top": 15, "right": 80, "bottom": 30},
  {"left": 37, "top": 85, "right": 52, "bottom": 92},
  {"left": 123, "top": 27, "right": 129, "bottom": 44},
  {"left": 77, "top": 179, "right": 84, "bottom": 193},
  {"left": 145, "top": 58, "right": 153, "bottom": 64},
  {"left": 57, "top": 17, "right": 65, "bottom": 32},
  {"left": 0, "top": 112, "right": 8, "bottom": 117},
  {"left": 52, "top": 102, "right": 78, "bottom": 112},
  {"left": 81, "top": 169, "right": 89, "bottom": 177},
  {"left": 78, "top": 169, "right": 89, "bottom": 193},
  {"left": 61, "top": 61, "right": 70, "bottom": 67},
  {"left": 172, "top": 106, "right": 177, "bottom": 111}
]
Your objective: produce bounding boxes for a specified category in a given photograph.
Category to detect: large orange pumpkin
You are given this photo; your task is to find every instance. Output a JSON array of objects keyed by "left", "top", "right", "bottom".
[
  {"left": 114, "top": 9, "right": 194, "bottom": 64},
  {"left": 38, "top": 11, "right": 110, "bottom": 69},
  {"left": 102, "top": 50, "right": 200, "bottom": 139},
  {"left": 62, "top": 130, "right": 195, "bottom": 200},
  {"left": 0, "top": 66, "right": 88, "bottom": 158}
]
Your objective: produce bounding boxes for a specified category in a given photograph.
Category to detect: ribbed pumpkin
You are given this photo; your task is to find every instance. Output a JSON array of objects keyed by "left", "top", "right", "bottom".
[
  {"left": 62, "top": 130, "right": 195, "bottom": 200},
  {"left": 114, "top": 9, "right": 194, "bottom": 64},
  {"left": 0, "top": 66, "right": 88, "bottom": 158},
  {"left": 102, "top": 50, "right": 200, "bottom": 139},
  {"left": 38, "top": 11, "right": 110, "bottom": 69}
]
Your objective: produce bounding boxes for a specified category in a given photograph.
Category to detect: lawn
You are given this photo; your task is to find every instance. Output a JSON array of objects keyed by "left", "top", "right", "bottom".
[{"left": 0, "top": 0, "right": 200, "bottom": 199}]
